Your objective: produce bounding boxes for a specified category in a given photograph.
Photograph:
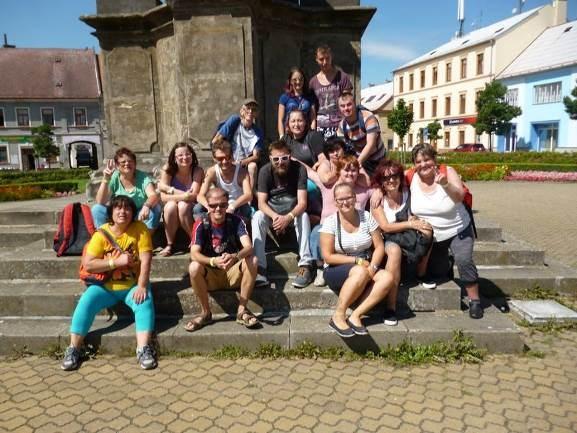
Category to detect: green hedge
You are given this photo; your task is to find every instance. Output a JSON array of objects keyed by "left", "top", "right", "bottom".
[
  {"left": 0, "top": 168, "right": 91, "bottom": 185},
  {"left": 387, "top": 150, "right": 577, "bottom": 165}
]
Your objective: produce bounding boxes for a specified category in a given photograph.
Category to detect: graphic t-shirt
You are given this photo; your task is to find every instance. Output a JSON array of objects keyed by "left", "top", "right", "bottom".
[
  {"left": 309, "top": 70, "right": 353, "bottom": 129},
  {"left": 191, "top": 214, "right": 248, "bottom": 256},
  {"left": 108, "top": 169, "right": 153, "bottom": 210},
  {"left": 279, "top": 93, "right": 314, "bottom": 125},
  {"left": 85, "top": 221, "right": 152, "bottom": 291},
  {"left": 282, "top": 130, "right": 325, "bottom": 167}
]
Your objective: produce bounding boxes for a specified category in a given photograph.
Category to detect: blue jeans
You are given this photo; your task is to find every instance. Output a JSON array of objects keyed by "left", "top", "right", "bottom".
[
  {"left": 91, "top": 203, "right": 161, "bottom": 229},
  {"left": 70, "top": 283, "right": 155, "bottom": 336},
  {"left": 310, "top": 224, "right": 322, "bottom": 262}
]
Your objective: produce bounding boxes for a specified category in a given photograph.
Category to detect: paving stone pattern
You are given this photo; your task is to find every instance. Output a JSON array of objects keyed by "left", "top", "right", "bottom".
[
  {"left": 1, "top": 330, "right": 576, "bottom": 433},
  {"left": 470, "top": 181, "right": 577, "bottom": 269}
]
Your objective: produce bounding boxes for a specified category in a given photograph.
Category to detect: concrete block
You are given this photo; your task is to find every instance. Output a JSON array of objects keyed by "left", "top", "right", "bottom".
[
  {"left": 0, "top": 318, "right": 69, "bottom": 355},
  {"left": 509, "top": 300, "right": 577, "bottom": 324}
]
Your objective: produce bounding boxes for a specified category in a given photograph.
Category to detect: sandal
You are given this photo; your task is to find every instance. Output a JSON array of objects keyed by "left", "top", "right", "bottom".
[
  {"left": 236, "top": 309, "right": 260, "bottom": 329},
  {"left": 184, "top": 313, "right": 213, "bottom": 332},
  {"left": 158, "top": 244, "right": 173, "bottom": 257}
]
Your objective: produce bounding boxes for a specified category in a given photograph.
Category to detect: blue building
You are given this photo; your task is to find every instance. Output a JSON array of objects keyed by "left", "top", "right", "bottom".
[
  {"left": 497, "top": 20, "right": 577, "bottom": 152},
  {"left": 0, "top": 48, "right": 103, "bottom": 170}
]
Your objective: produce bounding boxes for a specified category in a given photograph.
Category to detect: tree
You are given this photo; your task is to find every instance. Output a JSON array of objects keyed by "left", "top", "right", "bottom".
[
  {"left": 474, "top": 80, "right": 522, "bottom": 152},
  {"left": 426, "top": 119, "right": 442, "bottom": 147},
  {"left": 563, "top": 86, "right": 577, "bottom": 120},
  {"left": 30, "top": 124, "right": 59, "bottom": 169},
  {"left": 388, "top": 98, "right": 413, "bottom": 164}
]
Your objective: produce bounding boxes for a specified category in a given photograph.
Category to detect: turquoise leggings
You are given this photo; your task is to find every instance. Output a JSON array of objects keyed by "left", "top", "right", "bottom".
[{"left": 70, "top": 283, "right": 155, "bottom": 336}]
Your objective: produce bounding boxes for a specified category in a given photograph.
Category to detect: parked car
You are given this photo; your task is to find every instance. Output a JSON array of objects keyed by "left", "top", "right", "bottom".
[{"left": 453, "top": 143, "right": 486, "bottom": 152}]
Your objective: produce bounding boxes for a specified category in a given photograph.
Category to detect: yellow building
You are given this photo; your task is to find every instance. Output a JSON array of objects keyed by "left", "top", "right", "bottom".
[{"left": 392, "top": 0, "right": 567, "bottom": 151}]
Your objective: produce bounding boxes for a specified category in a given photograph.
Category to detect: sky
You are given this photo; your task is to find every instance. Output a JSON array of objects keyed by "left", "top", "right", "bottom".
[{"left": 1, "top": 0, "right": 576, "bottom": 89}]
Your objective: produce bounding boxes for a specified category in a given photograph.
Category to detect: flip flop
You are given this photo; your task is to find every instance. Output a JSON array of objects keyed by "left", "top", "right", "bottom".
[{"left": 184, "top": 313, "right": 213, "bottom": 332}]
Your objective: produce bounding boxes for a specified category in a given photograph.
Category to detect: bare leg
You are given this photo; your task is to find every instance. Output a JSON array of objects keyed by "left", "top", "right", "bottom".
[
  {"left": 238, "top": 256, "right": 258, "bottom": 312},
  {"left": 188, "top": 261, "right": 210, "bottom": 315},
  {"left": 331, "top": 266, "right": 370, "bottom": 330},
  {"left": 247, "top": 161, "right": 257, "bottom": 191},
  {"left": 466, "top": 282, "right": 480, "bottom": 301},
  {"left": 161, "top": 201, "right": 178, "bottom": 254},
  {"left": 136, "top": 332, "right": 152, "bottom": 348},
  {"left": 177, "top": 201, "right": 194, "bottom": 237},
  {"left": 384, "top": 243, "right": 402, "bottom": 310},
  {"left": 70, "top": 334, "right": 84, "bottom": 348},
  {"left": 416, "top": 230, "right": 433, "bottom": 278},
  {"left": 349, "top": 269, "right": 395, "bottom": 327}
]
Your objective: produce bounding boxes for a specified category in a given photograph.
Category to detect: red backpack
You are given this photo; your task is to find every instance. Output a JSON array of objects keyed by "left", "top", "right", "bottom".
[
  {"left": 406, "top": 164, "right": 476, "bottom": 238},
  {"left": 53, "top": 203, "right": 96, "bottom": 256}
]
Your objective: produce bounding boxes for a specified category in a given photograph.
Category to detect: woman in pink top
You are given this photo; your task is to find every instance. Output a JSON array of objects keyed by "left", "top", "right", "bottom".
[{"left": 306, "top": 153, "right": 372, "bottom": 286}]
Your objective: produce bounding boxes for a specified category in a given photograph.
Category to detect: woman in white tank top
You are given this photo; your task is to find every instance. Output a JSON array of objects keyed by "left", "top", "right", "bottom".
[{"left": 409, "top": 144, "right": 482, "bottom": 319}]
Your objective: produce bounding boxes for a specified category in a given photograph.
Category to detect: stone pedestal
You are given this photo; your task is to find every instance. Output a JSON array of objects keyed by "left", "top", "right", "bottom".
[{"left": 81, "top": 0, "right": 375, "bottom": 160}]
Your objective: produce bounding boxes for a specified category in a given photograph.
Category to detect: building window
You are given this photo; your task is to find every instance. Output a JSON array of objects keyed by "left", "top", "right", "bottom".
[
  {"left": 459, "top": 93, "right": 466, "bottom": 114},
  {"left": 432, "top": 98, "right": 438, "bottom": 117},
  {"left": 0, "top": 108, "right": 4, "bottom": 127},
  {"left": 41, "top": 108, "right": 55, "bottom": 126},
  {"left": 74, "top": 107, "right": 88, "bottom": 126},
  {"left": 419, "top": 101, "right": 425, "bottom": 119},
  {"left": 432, "top": 66, "right": 438, "bottom": 85},
  {"left": 445, "top": 96, "right": 451, "bottom": 116},
  {"left": 444, "top": 131, "right": 450, "bottom": 148},
  {"left": 420, "top": 70, "right": 425, "bottom": 88},
  {"left": 460, "top": 58, "right": 467, "bottom": 79},
  {"left": 476, "top": 53, "right": 484, "bottom": 75},
  {"left": 16, "top": 108, "right": 30, "bottom": 127},
  {"left": 409, "top": 73, "right": 414, "bottom": 91},
  {"left": 399, "top": 76, "right": 404, "bottom": 93},
  {"left": 533, "top": 82, "right": 561, "bottom": 104},
  {"left": 408, "top": 133, "right": 413, "bottom": 147},
  {"left": 446, "top": 62, "right": 452, "bottom": 83},
  {"left": 408, "top": 102, "right": 414, "bottom": 113},
  {"left": 506, "top": 88, "right": 519, "bottom": 107},
  {"left": 459, "top": 130, "right": 465, "bottom": 145},
  {"left": 0, "top": 145, "right": 7, "bottom": 163}
]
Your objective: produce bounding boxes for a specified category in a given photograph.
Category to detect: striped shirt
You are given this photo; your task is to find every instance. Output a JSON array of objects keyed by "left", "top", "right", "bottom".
[
  {"left": 339, "top": 109, "right": 385, "bottom": 161},
  {"left": 319, "top": 210, "right": 379, "bottom": 256}
]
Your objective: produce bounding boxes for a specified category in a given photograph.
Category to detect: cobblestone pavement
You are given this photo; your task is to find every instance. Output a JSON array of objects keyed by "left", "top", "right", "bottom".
[
  {"left": 1, "top": 330, "right": 576, "bottom": 433},
  {"left": 2, "top": 181, "right": 577, "bottom": 432},
  {"left": 470, "top": 181, "right": 577, "bottom": 269}
]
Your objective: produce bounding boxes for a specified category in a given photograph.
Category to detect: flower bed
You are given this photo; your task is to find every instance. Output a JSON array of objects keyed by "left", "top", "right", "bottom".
[{"left": 505, "top": 171, "right": 577, "bottom": 182}]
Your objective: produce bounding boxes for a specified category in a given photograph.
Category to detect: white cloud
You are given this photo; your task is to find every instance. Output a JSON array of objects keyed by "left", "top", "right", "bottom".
[{"left": 363, "top": 41, "right": 418, "bottom": 62}]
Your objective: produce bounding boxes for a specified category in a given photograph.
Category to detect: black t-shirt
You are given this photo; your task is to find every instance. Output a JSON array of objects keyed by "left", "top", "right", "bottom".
[
  {"left": 257, "top": 160, "right": 307, "bottom": 200},
  {"left": 283, "top": 130, "right": 325, "bottom": 167}
]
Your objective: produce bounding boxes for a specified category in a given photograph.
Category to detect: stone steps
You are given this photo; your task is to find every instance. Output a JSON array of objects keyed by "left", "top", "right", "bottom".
[
  {"left": 0, "top": 278, "right": 462, "bottom": 317},
  {"left": 0, "top": 307, "right": 524, "bottom": 356}
]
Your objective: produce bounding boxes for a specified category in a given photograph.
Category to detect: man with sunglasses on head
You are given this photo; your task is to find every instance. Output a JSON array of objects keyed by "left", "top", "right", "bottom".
[
  {"left": 252, "top": 140, "right": 315, "bottom": 287},
  {"left": 196, "top": 138, "right": 253, "bottom": 220},
  {"left": 212, "top": 98, "right": 263, "bottom": 189},
  {"left": 186, "top": 187, "right": 260, "bottom": 332}
]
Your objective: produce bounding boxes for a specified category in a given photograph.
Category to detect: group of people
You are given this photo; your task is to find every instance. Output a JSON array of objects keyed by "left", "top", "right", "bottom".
[{"left": 60, "top": 45, "right": 482, "bottom": 371}]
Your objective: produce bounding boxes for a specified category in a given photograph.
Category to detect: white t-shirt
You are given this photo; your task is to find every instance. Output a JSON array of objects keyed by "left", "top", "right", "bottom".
[
  {"left": 320, "top": 210, "right": 379, "bottom": 256},
  {"left": 233, "top": 124, "right": 260, "bottom": 161}
]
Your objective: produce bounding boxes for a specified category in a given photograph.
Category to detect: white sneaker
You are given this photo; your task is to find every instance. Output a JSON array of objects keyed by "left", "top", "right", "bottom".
[
  {"left": 313, "top": 269, "right": 325, "bottom": 287},
  {"left": 418, "top": 278, "right": 437, "bottom": 290}
]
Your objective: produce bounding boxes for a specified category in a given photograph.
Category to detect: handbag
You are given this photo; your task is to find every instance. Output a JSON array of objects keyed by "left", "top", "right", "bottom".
[{"left": 79, "top": 228, "right": 126, "bottom": 286}]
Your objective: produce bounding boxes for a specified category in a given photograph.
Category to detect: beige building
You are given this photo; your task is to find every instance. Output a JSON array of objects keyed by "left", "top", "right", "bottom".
[
  {"left": 360, "top": 81, "right": 394, "bottom": 149},
  {"left": 392, "top": 0, "right": 567, "bottom": 151}
]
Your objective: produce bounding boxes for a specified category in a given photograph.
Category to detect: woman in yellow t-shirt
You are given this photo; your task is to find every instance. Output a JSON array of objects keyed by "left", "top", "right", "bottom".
[{"left": 61, "top": 196, "right": 156, "bottom": 371}]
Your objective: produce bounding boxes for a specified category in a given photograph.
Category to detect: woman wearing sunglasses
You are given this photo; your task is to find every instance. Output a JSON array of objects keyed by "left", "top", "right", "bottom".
[
  {"left": 320, "top": 182, "right": 395, "bottom": 337},
  {"left": 196, "top": 138, "right": 253, "bottom": 220},
  {"left": 157, "top": 142, "right": 204, "bottom": 256}
]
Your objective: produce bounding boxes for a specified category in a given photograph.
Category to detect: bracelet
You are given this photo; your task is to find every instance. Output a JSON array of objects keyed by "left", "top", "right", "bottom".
[
  {"left": 108, "top": 258, "right": 115, "bottom": 269},
  {"left": 168, "top": 186, "right": 175, "bottom": 195},
  {"left": 210, "top": 257, "right": 216, "bottom": 268},
  {"left": 288, "top": 212, "right": 296, "bottom": 220},
  {"left": 184, "top": 192, "right": 191, "bottom": 200},
  {"left": 101, "top": 179, "right": 109, "bottom": 184}
]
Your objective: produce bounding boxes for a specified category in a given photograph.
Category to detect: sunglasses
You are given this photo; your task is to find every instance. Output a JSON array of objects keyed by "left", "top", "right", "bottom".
[
  {"left": 214, "top": 155, "right": 231, "bottom": 162},
  {"left": 207, "top": 203, "right": 228, "bottom": 210},
  {"left": 383, "top": 174, "right": 400, "bottom": 182},
  {"left": 271, "top": 155, "right": 290, "bottom": 163}
]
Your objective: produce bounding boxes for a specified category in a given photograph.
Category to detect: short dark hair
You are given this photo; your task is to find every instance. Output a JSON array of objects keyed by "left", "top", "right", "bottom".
[
  {"left": 114, "top": 147, "right": 136, "bottom": 165},
  {"left": 323, "top": 137, "right": 345, "bottom": 159},
  {"left": 411, "top": 143, "right": 437, "bottom": 163},
  {"left": 372, "top": 159, "right": 405, "bottom": 193},
  {"left": 338, "top": 91, "right": 355, "bottom": 101},
  {"left": 211, "top": 138, "right": 232, "bottom": 157},
  {"left": 268, "top": 140, "right": 290, "bottom": 154},
  {"left": 106, "top": 195, "right": 137, "bottom": 224}
]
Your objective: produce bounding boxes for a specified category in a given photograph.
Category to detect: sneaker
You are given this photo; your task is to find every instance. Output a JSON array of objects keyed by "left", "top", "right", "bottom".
[
  {"left": 61, "top": 346, "right": 81, "bottom": 371},
  {"left": 136, "top": 345, "right": 158, "bottom": 370},
  {"left": 469, "top": 300, "right": 484, "bottom": 319},
  {"left": 418, "top": 277, "right": 437, "bottom": 290},
  {"left": 313, "top": 268, "right": 326, "bottom": 287},
  {"left": 292, "top": 266, "right": 313, "bottom": 288},
  {"left": 383, "top": 309, "right": 398, "bottom": 326},
  {"left": 255, "top": 273, "right": 269, "bottom": 286}
]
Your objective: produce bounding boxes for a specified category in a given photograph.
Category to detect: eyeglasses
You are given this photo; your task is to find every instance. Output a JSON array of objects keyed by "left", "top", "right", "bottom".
[
  {"left": 207, "top": 203, "right": 228, "bottom": 210},
  {"left": 243, "top": 106, "right": 258, "bottom": 113},
  {"left": 271, "top": 155, "right": 290, "bottom": 163},
  {"left": 117, "top": 159, "right": 134, "bottom": 166},
  {"left": 383, "top": 174, "right": 400, "bottom": 182},
  {"left": 335, "top": 196, "right": 355, "bottom": 205}
]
